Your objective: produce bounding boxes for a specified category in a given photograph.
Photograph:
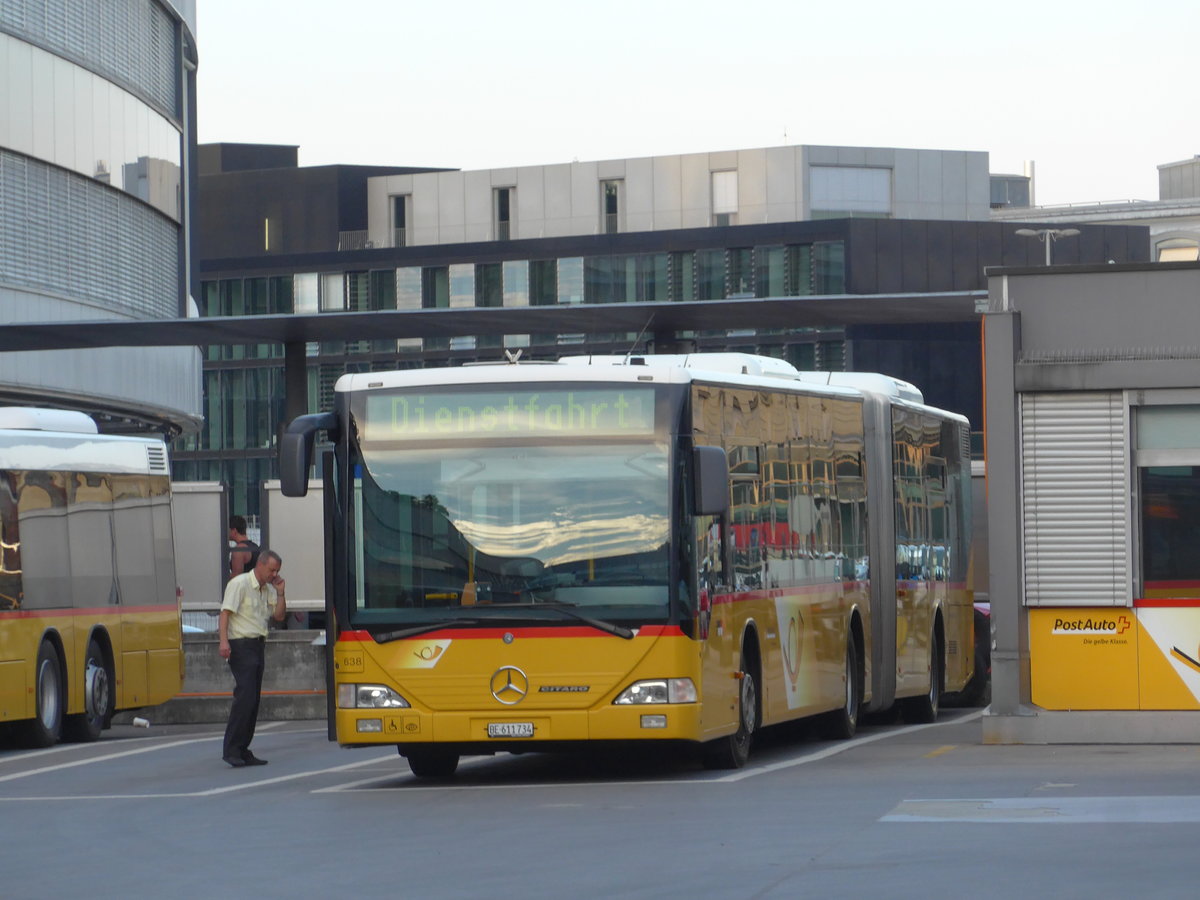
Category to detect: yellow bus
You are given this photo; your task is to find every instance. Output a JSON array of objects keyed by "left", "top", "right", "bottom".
[
  {"left": 281, "top": 353, "right": 972, "bottom": 776},
  {"left": 0, "top": 409, "right": 183, "bottom": 747}
]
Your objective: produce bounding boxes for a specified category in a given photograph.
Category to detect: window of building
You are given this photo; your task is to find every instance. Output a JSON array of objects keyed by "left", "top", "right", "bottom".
[
  {"left": 396, "top": 267, "right": 422, "bottom": 309},
  {"left": 476, "top": 263, "right": 503, "bottom": 308},
  {"left": 585, "top": 256, "right": 631, "bottom": 304},
  {"left": 634, "top": 254, "right": 670, "bottom": 302},
  {"left": 813, "top": 241, "right": 846, "bottom": 294},
  {"left": 494, "top": 187, "right": 513, "bottom": 241},
  {"left": 755, "top": 246, "right": 788, "bottom": 297},
  {"left": 319, "top": 272, "right": 345, "bottom": 311},
  {"left": 449, "top": 263, "right": 474, "bottom": 308},
  {"left": 990, "top": 175, "right": 1031, "bottom": 209},
  {"left": 712, "top": 171, "right": 738, "bottom": 227},
  {"left": 346, "top": 272, "right": 370, "bottom": 312},
  {"left": 557, "top": 258, "right": 584, "bottom": 304},
  {"left": 391, "top": 195, "right": 411, "bottom": 247},
  {"left": 695, "top": 249, "right": 726, "bottom": 300},
  {"left": 395, "top": 268, "right": 423, "bottom": 349},
  {"left": 810, "top": 166, "right": 892, "bottom": 218},
  {"left": 294, "top": 273, "right": 319, "bottom": 314},
  {"left": 422, "top": 267, "right": 449, "bottom": 309},
  {"left": 1137, "top": 404, "right": 1200, "bottom": 599},
  {"left": 530, "top": 260, "right": 557, "bottom": 306},
  {"left": 502, "top": 260, "right": 529, "bottom": 307},
  {"left": 669, "top": 251, "right": 695, "bottom": 302},
  {"left": 266, "top": 276, "right": 293, "bottom": 315},
  {"left": 368, "top": 270, "right": 397, "bottom": 311},
  {"left": 727, "top": 248, "right": 754, "bottom": 298},
  {"left": 601, "top": 180, "right": 623, "bottom": 234},
  {"left": 1156, "top": 238, "right": 1200, "bottom": 262}
]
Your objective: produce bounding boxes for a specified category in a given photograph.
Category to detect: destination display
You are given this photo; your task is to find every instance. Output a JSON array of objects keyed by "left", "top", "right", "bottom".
[{"left": 363, "top": 387, "right": 657, "bottom": 441}]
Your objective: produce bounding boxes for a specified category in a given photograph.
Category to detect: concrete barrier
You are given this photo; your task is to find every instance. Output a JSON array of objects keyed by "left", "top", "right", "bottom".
[{"left": 115, "top": 630, "right": 328, "bottom": 726}]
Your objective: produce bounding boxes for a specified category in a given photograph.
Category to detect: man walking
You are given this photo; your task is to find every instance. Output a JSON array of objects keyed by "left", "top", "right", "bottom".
[
  {"left": 228, "top": 515, "right": 260, "bottom": 577},
  {"left": 218, "top": 549, "right": 286, "bottom": 768}
]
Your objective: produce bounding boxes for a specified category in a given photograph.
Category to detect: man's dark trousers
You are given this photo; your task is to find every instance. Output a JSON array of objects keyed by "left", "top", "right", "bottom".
[{"left": 224, "top": 636, "right": 266, "bottom": 760}]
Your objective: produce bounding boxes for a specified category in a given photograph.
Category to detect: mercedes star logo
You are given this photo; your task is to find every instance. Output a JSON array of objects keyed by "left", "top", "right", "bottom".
[{"left": 490, "top": 665, "right": 529, "bottom": 705}]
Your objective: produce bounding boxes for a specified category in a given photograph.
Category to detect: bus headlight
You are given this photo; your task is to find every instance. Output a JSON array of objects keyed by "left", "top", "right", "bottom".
[
  {"left": 614, "top": 678, "right": 697, "bottom": 704},
  {"left": 337, "top": 683, "right": 410, "bottom": 709}
]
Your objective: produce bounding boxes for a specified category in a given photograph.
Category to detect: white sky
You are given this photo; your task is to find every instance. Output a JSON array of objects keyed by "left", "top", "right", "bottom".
[{"left": 195, "top": 0, "right": 1196, "bottom": 208}]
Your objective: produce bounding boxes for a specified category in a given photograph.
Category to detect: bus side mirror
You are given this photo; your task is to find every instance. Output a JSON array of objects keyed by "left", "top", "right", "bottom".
[
  {"left": 280, "top": 413, "right": 338, "bottom": 497},
  {"left": 693, "top": 445, "right": 729, "bottom": 517}
]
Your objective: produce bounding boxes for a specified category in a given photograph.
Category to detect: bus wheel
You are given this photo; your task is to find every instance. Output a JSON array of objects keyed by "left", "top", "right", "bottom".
[
  {"left": 902, "top": 633, "right": 943, "bottom": 724},
  {"left": 64, "top": 639, "right": 111, "bottom": 743},
  {"left": 23, "top": 642, "right": 64, "bottom": 748},
  {"left": 824, "top": 638, "right": 861, "bottom": 740},
  {"left": 702, "top": 666, "right": 757, "bottom": 770},
  {"left": 402, "top": 746, "right": 460, "bottom": 778}
]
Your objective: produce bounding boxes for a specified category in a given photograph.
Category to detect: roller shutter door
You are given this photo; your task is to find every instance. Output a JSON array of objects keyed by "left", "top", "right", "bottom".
[{"left": 1021, "top": 392, "right": 1130, "bottom": 607}]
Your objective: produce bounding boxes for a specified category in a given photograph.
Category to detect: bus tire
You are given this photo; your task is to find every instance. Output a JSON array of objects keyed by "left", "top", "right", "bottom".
[
  {"left": 824, "top": 638, "right": 861, "bottom": 740},
  {"left": 64, "top": 638, "right": 111, "bottom": 743},
  {"left": 902, "top": 631, "right": 943, "bottom": 724},
  {"left": 23, "top": 641, "right": 64, "bottom": 748},
  {"left": 402, "top": 746, "right": 460, "bottom": 778},
  {"left": 701, "top": 660, "right": 758, "bottom": 770}
]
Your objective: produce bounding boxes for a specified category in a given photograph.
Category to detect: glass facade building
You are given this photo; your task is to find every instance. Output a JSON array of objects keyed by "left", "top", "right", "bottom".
[{"left": 0, "top": 1, "right": 202, "bottom": 435}]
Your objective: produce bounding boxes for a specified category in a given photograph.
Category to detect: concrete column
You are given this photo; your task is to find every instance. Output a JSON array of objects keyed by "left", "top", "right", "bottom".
[{"left": 982, "top": 308, "right": 1034, "bottom": 731}]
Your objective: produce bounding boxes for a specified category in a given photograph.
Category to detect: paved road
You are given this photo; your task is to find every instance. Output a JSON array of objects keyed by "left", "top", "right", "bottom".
[{"left": 2, "top": 710, "right": 1198, "bottom": 899}]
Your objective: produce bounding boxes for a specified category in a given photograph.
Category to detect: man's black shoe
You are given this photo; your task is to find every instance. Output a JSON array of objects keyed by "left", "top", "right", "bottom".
[
  {"left": 242, "top": 753, "right": 268, "bottom": 766},
  {"left": 223, "top": 756, "right": 247, "bottom": 768}
]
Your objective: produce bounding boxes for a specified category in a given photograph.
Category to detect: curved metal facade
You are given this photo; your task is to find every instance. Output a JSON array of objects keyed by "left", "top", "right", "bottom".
[{"left": 0, "top": 0, "right": 201, "bottom": 435}]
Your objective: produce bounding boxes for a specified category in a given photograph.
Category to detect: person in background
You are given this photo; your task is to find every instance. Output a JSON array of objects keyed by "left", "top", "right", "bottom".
[
  {"left": 218, "top": 549, "right": 285, "bottom": 768},
  {"left": 228, "top": 514, "right": 259, "bottom": 578}
]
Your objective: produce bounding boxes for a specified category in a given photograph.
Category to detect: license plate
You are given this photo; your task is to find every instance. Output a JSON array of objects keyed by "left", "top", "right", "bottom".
[{"left": 487, "top": 722, "right": 534, "bottom": 738}]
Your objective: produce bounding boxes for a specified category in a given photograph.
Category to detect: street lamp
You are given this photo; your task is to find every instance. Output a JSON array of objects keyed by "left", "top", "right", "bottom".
[{"left": 1015, "top": 227, "right": 1081, "bottom": 265}]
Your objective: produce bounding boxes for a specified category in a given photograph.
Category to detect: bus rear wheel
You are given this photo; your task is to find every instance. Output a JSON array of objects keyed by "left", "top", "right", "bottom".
[
  {"left": 64, "top": 639, "right": 111, "bottom": 743},
  {"left": 902, "top": 632, "right": 943, "bottom": 724},
  {"left": 23, "top": 641, "right": 64, "bottom": 748},
  {"left": 824, "top": 638, "right": 861, "bottom": 740},
  {"left": 402, "top": 746, "right": 460, "bottom": 778},
  {"left": 702, "top": 666, "right": 757, "bottom": 770}
]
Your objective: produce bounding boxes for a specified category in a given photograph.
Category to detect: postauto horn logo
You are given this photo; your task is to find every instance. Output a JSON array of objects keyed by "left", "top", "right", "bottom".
[{"left": 1051, "top": 614, "right": 1132, "bottom": 636}]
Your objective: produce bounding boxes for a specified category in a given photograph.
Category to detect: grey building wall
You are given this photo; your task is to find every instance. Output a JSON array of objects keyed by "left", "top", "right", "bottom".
[
  {"left": 1159, "top": 157, "right": 1200, "bottom": 201},
  {"left": 0, "top": 0, "right": 202, "bottom": 434},
  {"left": 366, "top": 145, "right": 992, "bottom": 248}
]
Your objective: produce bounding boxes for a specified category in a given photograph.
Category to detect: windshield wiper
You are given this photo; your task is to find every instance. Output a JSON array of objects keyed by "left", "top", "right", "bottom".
[
  {"left": 374, "top": 619, "right": 480, "bottom": 643},
  {"left": 484, "top": 603, "right": 635, "bottom": 640}
]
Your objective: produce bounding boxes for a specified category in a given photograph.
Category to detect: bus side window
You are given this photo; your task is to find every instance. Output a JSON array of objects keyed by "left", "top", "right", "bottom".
[{"left": 0, "top": 472, "right": 19, "bottom": 610}]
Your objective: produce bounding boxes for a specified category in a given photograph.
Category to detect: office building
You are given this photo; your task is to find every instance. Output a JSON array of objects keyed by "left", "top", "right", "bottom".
[
  {"left": 0, "top": 1, "right": 201, "bottom": 435},
  {"left": 189, "top": 144, "right": 1149, "bottom": 516}
]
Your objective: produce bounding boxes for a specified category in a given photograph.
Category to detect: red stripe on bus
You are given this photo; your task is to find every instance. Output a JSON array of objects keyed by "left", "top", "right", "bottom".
[
  {"left": 1134, "top": 597, "right": 1200, "bottom": 608},
  {"left": 177, "top": 689, "right": 326, "bottom": 698}
]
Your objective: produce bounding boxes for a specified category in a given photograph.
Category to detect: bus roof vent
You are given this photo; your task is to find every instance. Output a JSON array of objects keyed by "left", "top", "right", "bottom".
[
  {"left": 145, "top": 444, "right": 169, "bottom": 474},
  {"left": 0, "top": 407, "right": 98, "bottom": 433},
  {"left": 794, "top": 372, "right": 925, "bottom": 404},
  {"left": 560, "top": 353, "right": 801, "bottom": 380}
]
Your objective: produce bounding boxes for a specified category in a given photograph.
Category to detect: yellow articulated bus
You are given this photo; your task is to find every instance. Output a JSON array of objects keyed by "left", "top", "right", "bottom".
[
  {"left": 0, "top": 408, "right": 183, "bottom": 747},
  {"left": 281, "top": 353, "right": 972, "bottom": 776}
]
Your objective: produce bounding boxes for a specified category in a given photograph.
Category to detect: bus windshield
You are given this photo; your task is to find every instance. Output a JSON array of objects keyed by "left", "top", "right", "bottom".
[{"left": 350, "top": 440, "right": 672, "bottom": 628}]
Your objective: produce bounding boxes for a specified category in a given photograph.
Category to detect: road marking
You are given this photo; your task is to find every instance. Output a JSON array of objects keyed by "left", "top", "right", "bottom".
[
  {"left": 320, "top": 710, "right": 985, "bottom": 792},
  {"left": 0, "top": 737, "right": 216, "bottom": 784},
  {"left": 924, "top": 744, "right": 956, "bottom": 758},
  {"left": 0, "top": 753, "right": 395, "bottom": 801},
  {"left": 713, "top": 710, "right": 983, "bottom": 783},
  {"left": 192, "top": 754, "right": 396, "bottom": 795},
  {"left": 883, "top": 796, "right": 1200, "bottom": 824}
]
